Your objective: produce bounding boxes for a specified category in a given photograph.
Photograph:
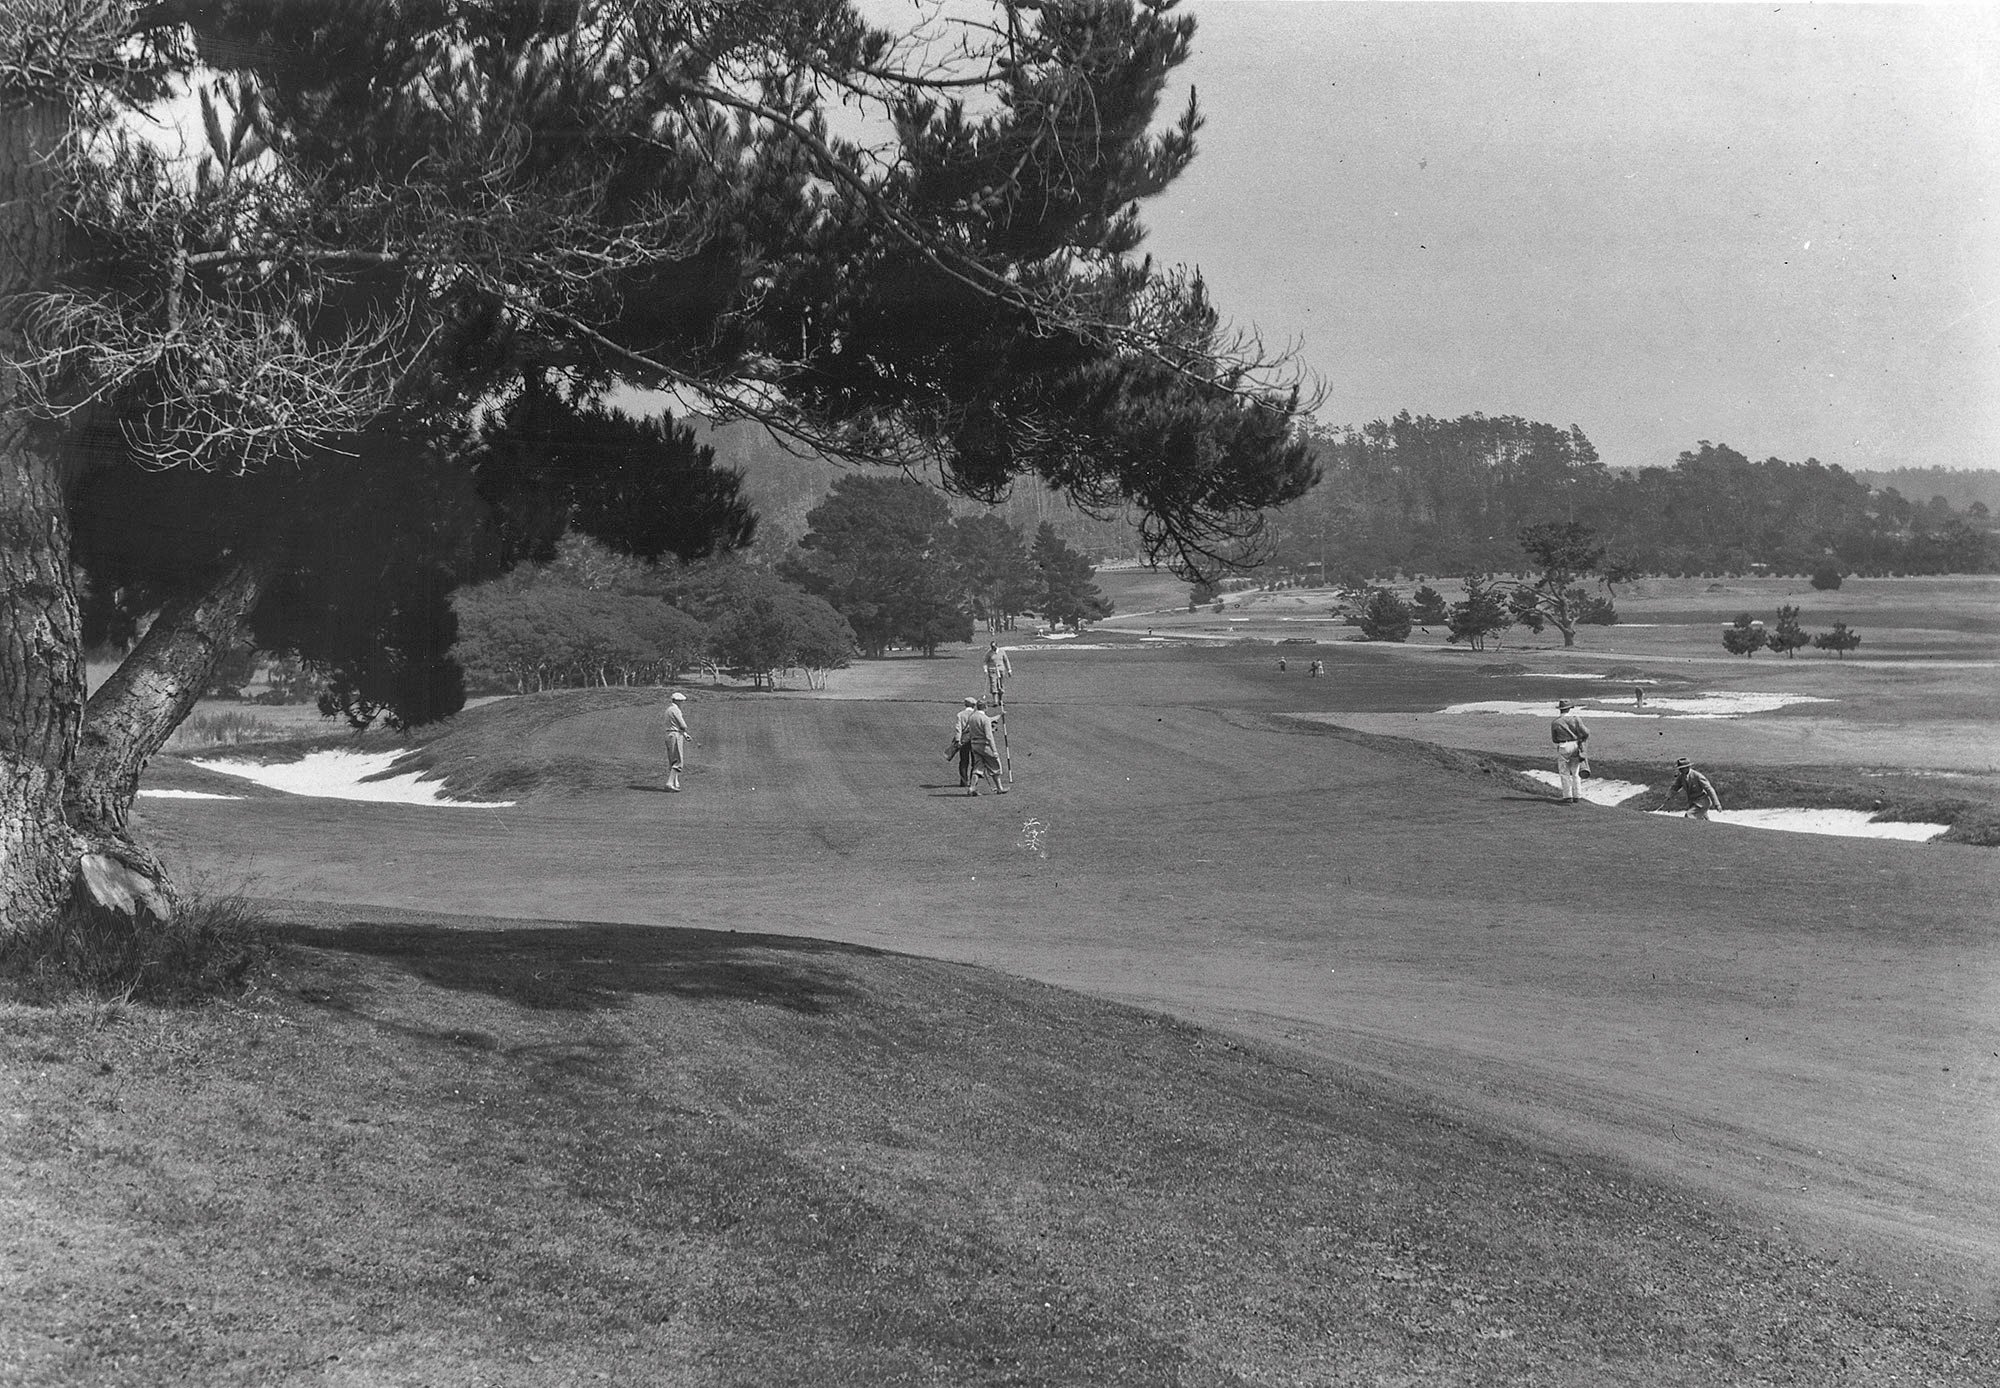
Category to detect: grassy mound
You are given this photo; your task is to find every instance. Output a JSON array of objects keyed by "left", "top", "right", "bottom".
[{"left": 4, "top": 904, "right": 1988, "bottom": 1385}]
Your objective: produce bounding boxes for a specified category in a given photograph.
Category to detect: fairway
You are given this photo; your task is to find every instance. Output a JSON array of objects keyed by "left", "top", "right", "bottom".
[{"left": 140, "top": 640, "right": 2000, "bottom": 1290}]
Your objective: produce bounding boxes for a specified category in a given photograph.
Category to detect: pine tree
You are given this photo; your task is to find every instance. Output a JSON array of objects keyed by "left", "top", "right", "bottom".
[
  {"left": 1358, "top": 589, "right": 1414, "bottom": 642},
  {"left": 1767, "top": 604, "right": 1810, "bottom": 658},
  {"left": 1032, "top": 524, "right": 1115, "bottom": 631},
  {"left": 1503, "top": 522, "right": 1615, "bottom": 647},
  {"left": 1445, "top": 576, "right": 1513, "bottom": 651},
  {"left": 1410, "top": 584, "right": 1449, "bottom": 625}
]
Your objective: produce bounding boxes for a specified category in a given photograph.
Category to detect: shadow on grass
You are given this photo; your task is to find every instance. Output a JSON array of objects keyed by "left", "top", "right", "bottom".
[{"left": 278, "top": 917, "right": 870, "bottom": 1016}]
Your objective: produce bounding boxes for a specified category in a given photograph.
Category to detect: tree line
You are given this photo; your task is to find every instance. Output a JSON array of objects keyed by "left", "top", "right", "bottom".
[
  {"left": 1266, "top": 414, "right": 1996, "bottom": 580},
  {"left": 293, "top": 471, "right": 1113, "bottom": 701}
]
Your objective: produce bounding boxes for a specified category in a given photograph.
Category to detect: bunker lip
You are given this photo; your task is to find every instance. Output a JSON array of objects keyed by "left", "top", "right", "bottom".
[
  {"left": 1441, "top": 692, "right": 1831, "bottom": 718},
  {"left": 189, "top": 749, "right": 515, "bottom": 807},
  {"left": 1646, "top": 808, "right": 1950, "bottom": 840}
]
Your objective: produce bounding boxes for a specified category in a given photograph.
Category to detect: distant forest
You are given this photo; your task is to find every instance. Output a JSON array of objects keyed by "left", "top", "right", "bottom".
[
  {"left": 691, "top": 418, "right": 1147, "bottom": 564},
  {"left": 683, "top": 413, "right": 1997, "bottom": 581},
  {"left": 1262, "top": 414, "right": 1997, "bottom": 580}
]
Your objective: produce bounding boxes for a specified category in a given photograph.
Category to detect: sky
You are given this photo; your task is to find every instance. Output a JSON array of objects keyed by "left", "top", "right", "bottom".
[{"left": 1128, "top": 1, "right": 2000, "bottom": 473}]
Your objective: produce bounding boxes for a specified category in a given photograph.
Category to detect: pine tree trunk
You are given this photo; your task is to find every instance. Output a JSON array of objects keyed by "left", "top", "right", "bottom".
[
  {"left": 0, "top": 96, "right": 87, "bottom": 933},
  {"left": 65, "top": 557, "right": 275, "bottom": 838}
]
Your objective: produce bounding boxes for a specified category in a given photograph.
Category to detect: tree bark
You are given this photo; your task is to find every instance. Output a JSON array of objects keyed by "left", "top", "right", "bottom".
[
  {"left": 0, "top": 96, "right": 87, "bottom": 933},
  {"left": 65, "top": 556, "right": 275, "bottom": 838}
]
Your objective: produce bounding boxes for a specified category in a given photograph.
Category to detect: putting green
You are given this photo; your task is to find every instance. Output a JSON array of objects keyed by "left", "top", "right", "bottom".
[{"left": 142, "top": 642, "right": 2000, "bottom": 1284}]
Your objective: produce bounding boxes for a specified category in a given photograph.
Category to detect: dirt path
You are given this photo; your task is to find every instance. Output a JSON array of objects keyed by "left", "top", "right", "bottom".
[{"left": 145, "top": 645, "right": 2000, "bottom": 1289}]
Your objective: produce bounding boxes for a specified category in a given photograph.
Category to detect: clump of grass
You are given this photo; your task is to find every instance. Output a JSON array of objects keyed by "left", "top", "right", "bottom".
[
  {"left": 163, "top": 710, "right": 289, "bottom": 752},
  {"left": 1, "top": 889, "right": 272, "bottom": 1006}
]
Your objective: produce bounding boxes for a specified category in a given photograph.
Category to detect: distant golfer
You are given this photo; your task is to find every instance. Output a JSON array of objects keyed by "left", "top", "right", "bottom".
[
  {"left": 963, "top": 699, "right": 1006, "bottom": 796},
  {"left": 1277, "top": 656, "right": 1288, "bottom": 672},
  {"left": 1550, "top": 699, "right": 1590, "bottom": 803},
  {"left": 1661, "top": 757, "right": 1722, "bottom": 819},
  {"left": 664, "top": 692, "right": 691, "bottom": 792},
  {"left": 984, "top": 643, "right": 1014, "bottom": 704},
  {"left": 949, "top": 696, "right": 980, "bottom": 788}
]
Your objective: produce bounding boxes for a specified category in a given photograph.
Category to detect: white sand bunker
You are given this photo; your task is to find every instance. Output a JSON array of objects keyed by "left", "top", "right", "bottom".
[
  {"left": 1521, "top": 770, "right": 1648, "bottom": 805},
  {"left": 1443, "top": 692, "right": 1830, "bottom": 719},
  {"left": 1648, "top": 808, "right": 1949, "bottom": 840},
  {"left": 137, "top": 788, "right": 245, "bottom": 801},
  {"left": 189, "top": 750, "right": 515, "bottom": 808}
]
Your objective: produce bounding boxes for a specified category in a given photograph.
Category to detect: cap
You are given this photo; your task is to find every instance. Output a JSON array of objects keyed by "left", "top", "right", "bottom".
[
  {"left": 1557, "top": 700, "right": 1574, "bottom": 711},
  {"left": 1674, "top": 757, "right": 1691, "bottom": 769},
  {"left": 670, "top": 692, "right": 686, "bottom": 702},
  {"left": 963, "top": 696, "right": 977, "bottom": 706}
]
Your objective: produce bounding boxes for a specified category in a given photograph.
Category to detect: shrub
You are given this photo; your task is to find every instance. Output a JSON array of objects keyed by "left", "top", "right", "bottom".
[
  {"left": 1721, "top": 613, "right": 1768, "bottom": 657},
  {"left": 1358, "top": 588, "right": 1414, "bottom": 642},
  {"left": 1809, "top": 565, "right": 1843, "bottom": 590},
  {"left": 1812, "top": 621, "right": 1862, "bottom": 658}
]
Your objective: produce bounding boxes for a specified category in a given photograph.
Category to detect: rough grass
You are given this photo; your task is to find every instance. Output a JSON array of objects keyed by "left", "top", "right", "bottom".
[
  {"left": 4, "top": 904, "right": 1991, "bottom": 1387},
  {"left": 160, "top": 710, "right": 294, "bottom": 752},
  {"left": 0, "top": 889, "right": 272, "bottom": 1007}
]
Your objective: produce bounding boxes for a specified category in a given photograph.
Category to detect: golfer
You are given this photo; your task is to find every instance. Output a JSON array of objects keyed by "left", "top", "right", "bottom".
[
  {"left": 984, "top": 643, "right": 1014, "bottom": 704},
  {"left": 1550, "top": 699, "right": 1590, "bottom": 803},
  {"left": 1661, "top": 757, "right": 1722, "bottom": 819},
  {"left": 949, "top": 696, "right": 980, "bottom": 788},
  {"left": 963, "top": 699, "right": 1006, "bottom": 795},
  {"left": 664, "top": 691, "right": 691, "bottom": 792}
]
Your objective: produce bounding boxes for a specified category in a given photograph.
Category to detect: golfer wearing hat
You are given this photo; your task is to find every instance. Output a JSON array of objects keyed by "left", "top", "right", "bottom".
[
  {"left": 963, "top": 698, "right": 1006, "bottom": 795},
  {"left": 1550, "top": 699, "right": 1591, "bottom": 803},
  {"left": 664, "top": 692, "right": 691, "bottom": 792},
  {"left": 950, "top": 697, "right": 981, "bottom": 788},
  {"left": 1661, "top": 758, "right": 1721, "bottom": 819}
]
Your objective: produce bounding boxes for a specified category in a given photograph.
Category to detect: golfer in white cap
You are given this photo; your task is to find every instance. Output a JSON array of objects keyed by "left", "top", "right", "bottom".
[
  {"left": 664, "top": 692, "right": 691, "bottom": 791},
  {"left": 1550, "top": 699, "right": 1590, "bottom": 803}
]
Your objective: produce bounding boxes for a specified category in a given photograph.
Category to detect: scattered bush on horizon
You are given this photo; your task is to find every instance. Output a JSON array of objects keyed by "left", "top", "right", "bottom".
[
  {"left": 1810, "top": 565, "right": 1844, "bottom": 591},
  {"left": 1358, "top": 588, "right": 1414, "bottom": 642},
  {"left": 1813, "top": 621, "right": 1862, "bottom": 658}
]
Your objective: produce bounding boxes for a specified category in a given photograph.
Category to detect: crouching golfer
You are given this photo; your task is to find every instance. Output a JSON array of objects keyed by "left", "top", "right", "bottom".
[
  {"left": 1550, "top": 699, "right": 1590, "bottom": 803},
  {"left": 964, "top": 699, "right": 1006, "bottom": 795},
  {"left": 664, "top": 691, "right": 691, "bottom": 791},
  {"left": 1661, "top": 757, "right": 1721, "bottom": 819}
]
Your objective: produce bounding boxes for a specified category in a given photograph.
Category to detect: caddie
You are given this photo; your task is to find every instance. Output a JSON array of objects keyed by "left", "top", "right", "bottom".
[{"left": 1549, "top": 699, "right": 1591, "bottom": 803}]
